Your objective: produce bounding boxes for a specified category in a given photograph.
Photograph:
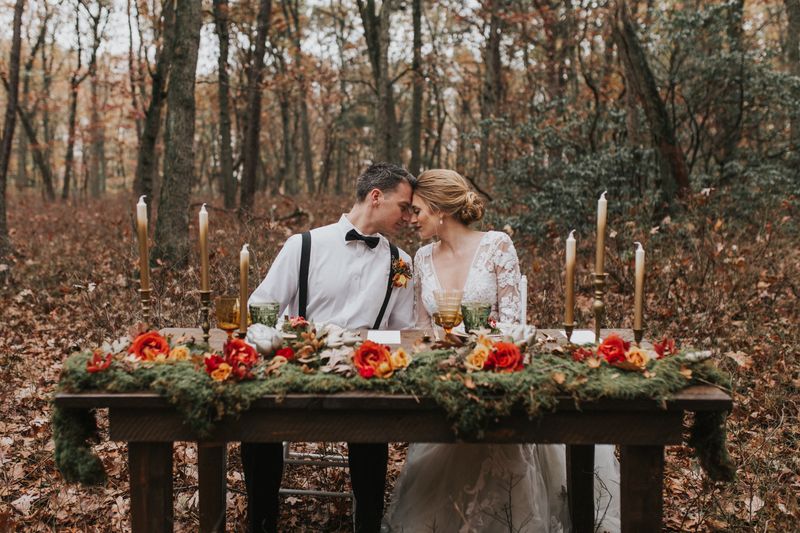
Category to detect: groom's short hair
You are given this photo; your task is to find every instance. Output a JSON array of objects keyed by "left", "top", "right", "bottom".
[{"left": 356, "top": 163, "right": 416, "bottom": 201}]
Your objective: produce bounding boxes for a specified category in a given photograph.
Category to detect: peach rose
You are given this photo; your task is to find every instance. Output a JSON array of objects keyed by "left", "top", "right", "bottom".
[
  {"left": 211, "top": 362, "right": 232, "bottom": 382},
  {"left": 390, "top": 347, "right": 411, "bottom": 369},
  {"left": 169, "top": 345, "right": 190, "bottom": 361},
  {"left": 465, "top": 344, "right": 491, "bottom": 371}
]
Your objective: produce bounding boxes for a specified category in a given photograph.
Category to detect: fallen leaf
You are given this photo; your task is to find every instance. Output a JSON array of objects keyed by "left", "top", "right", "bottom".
[
  {"left": 679, "top": 366, "right": 693, "bottom": 379},
  {"left": 552, "top": 372, "right": 566, "bottom": 384},
  {"left": 464, "top": 375, "right": 476, "bottom": 389}
]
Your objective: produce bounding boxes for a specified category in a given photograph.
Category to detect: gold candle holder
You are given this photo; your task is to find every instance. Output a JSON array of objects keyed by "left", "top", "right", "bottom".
[
  {"left": 633, "top": 327, "right": 644, "bottom": 346},
  {"left": 200, "top": 289, "right": 212, "bottom": 345},
  {"left": 563, "top": 322, "right": 576, "bottom": 344},
  {"left": 138, "top": 288, "right": 152, "bottom": 329},
  {"left": 592, "top": 273, "right": 607, "bottom": 343}
]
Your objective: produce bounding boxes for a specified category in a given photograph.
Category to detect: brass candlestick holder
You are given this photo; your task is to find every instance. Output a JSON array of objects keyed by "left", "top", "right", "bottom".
[
  {"left": 138, "top": 288, "right": 152, "bottom": 329},
  {"left": 633, "top": 327, "right": 644, "bottom": 346},
  {"left": 592, "top": 273, "right": 607, "bottom": 343},
  {"left": 563, "top": 322, "right": 576, "bottom": 344},
  {"left": 200, "top": 289, "right": 212, "bottom": 345}
]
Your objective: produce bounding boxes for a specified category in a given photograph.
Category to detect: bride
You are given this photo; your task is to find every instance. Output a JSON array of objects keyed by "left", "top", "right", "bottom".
[{"left": 383, "top": 169, "right": 620, "bottom": 533}]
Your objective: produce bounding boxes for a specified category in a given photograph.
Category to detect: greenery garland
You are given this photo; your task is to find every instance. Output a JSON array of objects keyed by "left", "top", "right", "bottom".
[{"left": 53, "top": 348, "right": 736, "bottom": 486}]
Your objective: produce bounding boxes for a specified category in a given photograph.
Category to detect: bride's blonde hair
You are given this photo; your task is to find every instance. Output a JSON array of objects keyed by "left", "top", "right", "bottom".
[{"left": 415, "top": 169, "right": 485, "bottom": 225}]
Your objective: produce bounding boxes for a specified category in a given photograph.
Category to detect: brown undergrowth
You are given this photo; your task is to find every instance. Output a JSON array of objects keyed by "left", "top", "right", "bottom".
[{"left": 0, "top": 190, "right": 797, "bottom": 531}]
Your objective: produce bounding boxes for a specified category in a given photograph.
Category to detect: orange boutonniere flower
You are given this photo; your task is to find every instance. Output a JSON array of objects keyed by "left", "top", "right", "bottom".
[
  {"left": 87, "top": 350, "right": 112, "bottom": 373},
  {"left": 391, "top": 258, "right": 412, "bottom": 288},
  {"left": 128, "top": 331, "right": 170, "bottom": 361},
  {"left": 352, "top": 340, "right": 393, "bottom": 378}
]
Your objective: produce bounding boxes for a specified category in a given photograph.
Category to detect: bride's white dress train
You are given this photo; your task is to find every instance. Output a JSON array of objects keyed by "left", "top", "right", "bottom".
[{"left": 383, "top": 231, "right": 620, "bottom": 532}]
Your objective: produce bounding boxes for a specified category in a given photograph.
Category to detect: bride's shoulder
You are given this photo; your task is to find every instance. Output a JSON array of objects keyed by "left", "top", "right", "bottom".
[
  {"left": 414, "top": 243, "right": 434, "bottom": 261},
  {"left": 484, "top": 230, "right": 514, "bottom": 246}
]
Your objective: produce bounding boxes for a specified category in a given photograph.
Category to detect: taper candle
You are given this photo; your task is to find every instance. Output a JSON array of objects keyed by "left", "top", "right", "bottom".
[
  {"left": 199, "top": 204, "right": 209, "bottom": 291},
  {"left": 634, "top": 242, "right": 645, "bottom": 330},
  {"left": 239, "top": 244, "right": 250, "bottom": 334},
  {"left": 565, "top": 230, "right": 576, "bottom": 325},
  {"left": 595, "top": 191, "right": 608, "bottom": 274},
  {"left": 136, "top": 195, "right": 150, "bottom": 291}
]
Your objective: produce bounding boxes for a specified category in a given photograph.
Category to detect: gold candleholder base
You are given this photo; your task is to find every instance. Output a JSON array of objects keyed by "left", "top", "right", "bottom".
[
  {"left": 633, "top": 327, "right": 643, "bottom": 346},
  {"left": 138, "top": 288, "right": 152, "bottom": 329},
  {"left": 200, "top": 290, "right": 212, "bottom": 345},
  {"left": 592, "top": 273, "right": 607, "bottom": 343},
  {"left": 563, "top": 322, "right": 576, "bottom": 344}
]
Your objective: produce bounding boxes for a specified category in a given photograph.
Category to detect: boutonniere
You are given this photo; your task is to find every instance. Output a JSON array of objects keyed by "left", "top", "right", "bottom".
[{"left": 391, "top": 258, "right": 412, "bottom": 288}]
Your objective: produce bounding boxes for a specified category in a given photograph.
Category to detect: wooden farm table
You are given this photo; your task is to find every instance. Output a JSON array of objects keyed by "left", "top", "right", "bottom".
[{"left": 54, "top": 328, "right": 732, "bottom": 533}]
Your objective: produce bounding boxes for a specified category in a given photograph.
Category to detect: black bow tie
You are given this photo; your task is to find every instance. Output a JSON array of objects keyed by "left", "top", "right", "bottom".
[{"left": 345, "top": 228, "right": 380, "bottom": 249}]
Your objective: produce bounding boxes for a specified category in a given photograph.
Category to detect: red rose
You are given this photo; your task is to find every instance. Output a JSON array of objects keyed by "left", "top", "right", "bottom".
[
  {"left": 275, "top": 347, "right": 294, "bottom": 360},
  {"left": 87, "top": 350, "right": 112, "bottom": 373},
  {"left": 598, "top": 334, "right": 630, "bottom": 365},
  {"left": 571, "top": 347, "right": 595, "bottom": 362},
  {"left": 128, "top": 331, "right": 169, "bottom": 361},
  {"left": 485, "top": 342, "right": 524, "bottom": 372},
  {"left": 352, "top": 340, "right": 392, "bottom": 379},
  {"left": 204, "top": 354, "right": 225, "bottom": 374},
  {"left": 653, "top": 337, "right": 676, "bottom": 359},
  {"left": 224, "top": 338, "right": 258, "bottom": 366}
]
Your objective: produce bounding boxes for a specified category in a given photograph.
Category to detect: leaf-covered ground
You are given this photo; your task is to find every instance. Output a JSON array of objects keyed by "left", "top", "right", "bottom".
[{"left": 0, "top": 191, "right": 797, "bottom": 531}]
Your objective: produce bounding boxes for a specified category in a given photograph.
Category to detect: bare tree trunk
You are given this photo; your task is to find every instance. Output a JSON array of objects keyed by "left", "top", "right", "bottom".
[
  {"left": 478, "top": 0, "right": 503, "bottom": 182},
  {"left": 134, "top": 0, "right": 176, "bottom": 217},
  {"left": 410, "top": 0, "right": 423, "bottom": 175},
  {"left": 239, "top": 0, "right": 272, "bottom": 216},
  {"left": 785, "top": 0, "right": 800, "bottom": 153},
  {"left": 0, "top": 0, "right": 25, "bottom": 260},
  {"left": 613, "top": 1, "right": 689, "bottom": 207},
  {"left": 357, "top": 0, "right": 400, "bottom": 162},
  {"left": 153, "top": 0, "right": 202, "bottom": 266},
  {"left": 61, "top": 1, "right": 105, "bottom": 201},
  {"left": 127, "top": 0, "right": 143, "bottom": 143},
  {"left": 213, "top": 0, "right": 236, "bottom": 208},
  {"left": 283, "top": 0, "right": 315, "bottom": 192},
  {"left": 716, "top": 0, "right": 744, "bottom": 181},
  {"left": 15, "top": 12, "right": 48, "bottom": 190},
  {"left": 89, "top": 67, "right": 106, "bottom": 197}
]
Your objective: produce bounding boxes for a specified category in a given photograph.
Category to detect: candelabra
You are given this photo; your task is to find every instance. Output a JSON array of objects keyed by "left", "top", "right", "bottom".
[
  {"left": 563, "top": 322, "right": 576, "bottom": 344},
  {"left": 200, "top": 290, "right": 212, "bottom": 345},
  {"left": 592, "top": 273, "right": 607, "bottom": 342}
]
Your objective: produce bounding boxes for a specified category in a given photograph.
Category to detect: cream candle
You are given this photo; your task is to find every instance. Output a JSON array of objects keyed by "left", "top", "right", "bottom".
[
  {"left": 565, "top": 230, "right": 576, "bottom": 325},
  {"left": 199, "top": 204, "right": 209, "bottom": 291},
  {"left": 634, "top": 242, "right": 645, "bottom": 331},
  {"left": 595, "top": 191, "right": 608, "bottom": 275},
  {"left": 239, "top": 244, "right": 250, "bottom": 334},
  {"left": 136, "top": 195, "right": 150, "bottom": 291}
]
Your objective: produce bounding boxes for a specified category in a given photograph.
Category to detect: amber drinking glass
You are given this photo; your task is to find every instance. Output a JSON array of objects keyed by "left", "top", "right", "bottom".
[
  {"left": 215, "top": 296, "right": 242, "bottom": 339},
  {"left": 433, "top": 289, "right": 463, "bottom": 335}
]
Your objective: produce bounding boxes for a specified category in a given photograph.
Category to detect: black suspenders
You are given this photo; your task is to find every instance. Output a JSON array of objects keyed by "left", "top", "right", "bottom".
[{"left": 297, "top": 231, "right": 398, "bottom": 328}]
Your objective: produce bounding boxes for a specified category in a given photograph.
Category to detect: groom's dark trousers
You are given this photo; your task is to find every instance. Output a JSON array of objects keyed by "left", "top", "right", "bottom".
[{"left": 241, "top": 442, "right": 389, "bottom": 533}]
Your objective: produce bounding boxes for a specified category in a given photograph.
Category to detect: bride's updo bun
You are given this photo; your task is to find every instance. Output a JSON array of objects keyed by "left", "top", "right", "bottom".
[{"left": 414, "top": 169, "right": 485, "bottom": 226}]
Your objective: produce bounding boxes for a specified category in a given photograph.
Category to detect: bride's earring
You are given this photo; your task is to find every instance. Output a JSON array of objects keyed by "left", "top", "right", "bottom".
[{"left": 439, "top": 217, "right": 443, "bottom": 225}]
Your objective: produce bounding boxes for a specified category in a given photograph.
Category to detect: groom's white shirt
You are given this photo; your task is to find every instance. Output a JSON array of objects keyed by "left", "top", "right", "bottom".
[{"left": 249, "top": 214, "right": 415, "bottom": 330}]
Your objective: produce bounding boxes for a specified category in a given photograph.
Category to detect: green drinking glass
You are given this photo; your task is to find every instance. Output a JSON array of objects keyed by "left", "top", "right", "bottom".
[
  {"left": 461, "top": 302, "right": 492, "bottom": 332},
  {"left": 249, "top": 302, "right": 281, "bottom": 327}
]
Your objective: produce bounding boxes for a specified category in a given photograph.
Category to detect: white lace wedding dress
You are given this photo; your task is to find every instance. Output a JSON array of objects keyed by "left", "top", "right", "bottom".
[{"left": 383, "top": 231, "right": 620, "bottom": 533}]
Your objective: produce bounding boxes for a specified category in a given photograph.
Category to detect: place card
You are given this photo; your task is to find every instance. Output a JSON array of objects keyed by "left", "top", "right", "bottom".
[
  {"left": 367, "top": 330, "right": 402, "bottom": 345},
  {"left": 561, "top": 329, "right": 598, "bottom": 345}
]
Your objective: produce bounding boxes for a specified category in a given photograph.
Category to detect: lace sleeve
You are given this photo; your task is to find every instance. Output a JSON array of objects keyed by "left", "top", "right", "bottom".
[
  {"left": 413, "top": 248, "right": 431, "bottom": 329},
  {"left": 493, "top": 233, "right": 522, "bottom": 324}
]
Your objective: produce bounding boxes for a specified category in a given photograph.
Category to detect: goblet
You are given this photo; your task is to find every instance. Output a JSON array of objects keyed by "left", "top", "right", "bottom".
[
  {"left": 249, "top": 301, "right": 281, "bottom": 327},
  {"left": 461, "top": 301, "right": 492, "bottom": 332},
  {"left": 433, "top": 289, "right": 463, "bottom": 336},
  {"left": 215, "top": 296, "right": 243, "bottom": 339}
]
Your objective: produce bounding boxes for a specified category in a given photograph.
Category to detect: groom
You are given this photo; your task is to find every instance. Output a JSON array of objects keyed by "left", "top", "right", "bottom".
[{"left": 245, "top": 162, "right": 417, "bottom": 532}]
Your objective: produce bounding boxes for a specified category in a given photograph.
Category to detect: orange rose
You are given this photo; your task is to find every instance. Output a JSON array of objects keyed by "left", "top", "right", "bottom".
[
  {"left": 128, "top": 331, "right": 169, "bottom": 361},
  {"left": 485, "top": 342, "right": 524, "bottom": 372},
  {"left": 390, "top": 347, "right": 411, "bottom": 369},
  {"left": 224, "top": 338, "right": 258, "bottom": 366},
  {"left": 211, "top": 363, "right": 232, "bottom": 382},
  {"left": 87, "top": 350, "right": 112, "bottom": 373},
  {"left": 352, "top": 340, "right": 392, "bottom": 379},
  {"left": 598, "top": 334, "right": 630, "bottom": 365},
  {"left": 625, "top": 347, "right": 652, "bottom": 370}
]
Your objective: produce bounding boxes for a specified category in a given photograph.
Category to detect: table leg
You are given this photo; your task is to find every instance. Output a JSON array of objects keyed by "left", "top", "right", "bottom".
[
  {"left": 620, "top": 445, "right": 664, "bottom": 533},
  {"left": 567, "top": 444, "right": 595, "bottom": 533},
  {"left": 199, "top": 443, "right": 227, "bottom": 533},
  {"left": 129, "top": 442, "right": 174, "bottom": 533}
]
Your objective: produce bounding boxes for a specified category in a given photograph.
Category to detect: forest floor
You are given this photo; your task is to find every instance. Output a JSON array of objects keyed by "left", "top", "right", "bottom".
[{"left": 0, "top": 190, "right": 797, "bottom": 531}]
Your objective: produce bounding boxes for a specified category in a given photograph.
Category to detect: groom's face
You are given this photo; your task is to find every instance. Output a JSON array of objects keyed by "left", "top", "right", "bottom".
[{"left": 375, "top": 181, "right": 413, "bottom": 236}]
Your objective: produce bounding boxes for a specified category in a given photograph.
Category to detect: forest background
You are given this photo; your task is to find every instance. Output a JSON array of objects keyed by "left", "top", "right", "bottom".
[{"left": 0, "top": 0, "right": 798, "bottom": 530}]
